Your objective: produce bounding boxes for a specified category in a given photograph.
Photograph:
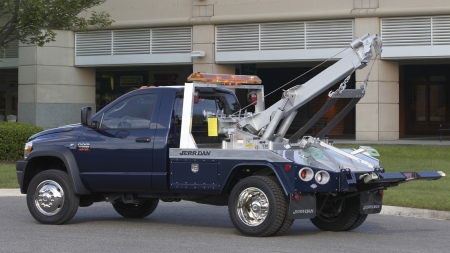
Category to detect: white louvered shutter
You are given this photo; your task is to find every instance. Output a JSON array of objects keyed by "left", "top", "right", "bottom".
[
  {"left": 152, "top": 27, "right": 192, "bottom": 54},
  {"left": 305, "top": 20, "right": 353, "bottom": 49},
  {"left": 4, "top": 39, "right": 18, "bottom": 58},
  {"left": 76, "top": 31, "right": 112, "bottom": 56},
  {"left": 260, "top": 22, "right": 304, "bottom": 50},
  {"left": 216, "top": 24, "right": 259, "bottom": 52},
  {"left": 432, "top": 16, "right": 450, "bottom": 45},
  {"left": 113, "top": 29, "right": 150, "bottom": 55}
]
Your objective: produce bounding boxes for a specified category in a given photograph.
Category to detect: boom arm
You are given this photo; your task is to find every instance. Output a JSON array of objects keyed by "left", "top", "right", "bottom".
[{"left": 236, "top": 34, "right": 382, "bottom": 139}]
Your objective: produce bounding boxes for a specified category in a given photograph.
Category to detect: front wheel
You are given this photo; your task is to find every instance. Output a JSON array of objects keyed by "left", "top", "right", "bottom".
[
  {"left": 112, "top": 199, "right": 159, "bottom": 218},
  {"left": 228, "top": 176, "right": 288, "bottom": 237},
  {"left": 310, "top": 195, "right": 365, "bottom": 231},
  {"left": 26, "top": 170, "right": 80, "bottom": 224}
]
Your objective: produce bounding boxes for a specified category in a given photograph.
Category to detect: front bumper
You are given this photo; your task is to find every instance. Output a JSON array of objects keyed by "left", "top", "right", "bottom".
[{"left": 16, "top": 160, "right": 28, "bottom": 194}]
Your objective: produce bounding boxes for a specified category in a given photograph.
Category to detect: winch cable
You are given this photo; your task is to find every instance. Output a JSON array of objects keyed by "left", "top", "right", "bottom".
[{"left": 233, "top": 47, "right": 351, "bottom": 116}]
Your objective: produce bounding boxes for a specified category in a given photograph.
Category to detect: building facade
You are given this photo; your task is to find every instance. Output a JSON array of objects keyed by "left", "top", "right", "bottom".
[{"left": 2, "top": 0, "right": 450, "bottom": 140}]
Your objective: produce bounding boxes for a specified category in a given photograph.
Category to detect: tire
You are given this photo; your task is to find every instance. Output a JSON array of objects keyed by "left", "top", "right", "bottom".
[
  {"left": 274, "top": 214, "right": 294, "bottom": 235},
  {"left": 344, "top": 214, "right": 368, "bottom": 231},
  {"left": 228, "top": 176, "right": 288, "bottom": 237},
  {"left": 26, "top": 170, "right": 80, "bottom": 225},
  {"left": 113, "top": 199, "right": 159, "bottom": 218},
  {"left": 310, "top": 195, "right": 363, "bottom": 231}
]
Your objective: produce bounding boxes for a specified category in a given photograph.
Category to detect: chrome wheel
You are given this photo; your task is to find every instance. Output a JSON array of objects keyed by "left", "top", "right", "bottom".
[
  {"left": 237, "top": 187, "right": 269, "bottom": 226},
  {"left": 34, "top": 180, "right": 65, "bottom": 216}
]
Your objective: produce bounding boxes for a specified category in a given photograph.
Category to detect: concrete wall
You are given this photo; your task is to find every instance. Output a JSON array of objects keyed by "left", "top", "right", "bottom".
[
  {"left": 18, "top": 31, "right": 95, "bottom": 129},
  {"left": 354, "top": 17, "right": 399, "bottom": 140},
  {"left": 92, "top": 0, "right": 450, "bottom": 29}
]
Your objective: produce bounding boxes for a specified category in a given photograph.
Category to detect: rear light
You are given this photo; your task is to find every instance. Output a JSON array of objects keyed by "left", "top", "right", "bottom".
[
  {"left": 378, "top": 190, "right": 384, "bottom": 196},
  {"left": 298, "top": 167, "right": 314, "bottom": 181},
  {"left": 315, "top": 171, "right": 330, "bottom": 185},
  {"left": 285, "top": 164, "right": 291, "bottom": 171},
  {"left": 295, "top": 194, "right": 301, "bottom": 201}
]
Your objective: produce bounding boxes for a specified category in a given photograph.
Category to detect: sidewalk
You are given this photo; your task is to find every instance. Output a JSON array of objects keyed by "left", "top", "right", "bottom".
[{"left": 2, "top": 188, "right": 449, "bottom": 220}]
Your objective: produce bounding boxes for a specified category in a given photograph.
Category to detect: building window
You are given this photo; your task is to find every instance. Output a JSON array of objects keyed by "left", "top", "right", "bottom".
[
  {"left": 410, "top": 76, "right": 446, "bottom": 122},
  {"left": 0, "top": 71, "right": 18, "bottom": 121}
]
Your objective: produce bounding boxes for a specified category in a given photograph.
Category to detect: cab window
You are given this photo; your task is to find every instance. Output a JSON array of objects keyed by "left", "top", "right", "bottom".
[{"left": 100, "top": 94, "right": 156, "bottom": 129}]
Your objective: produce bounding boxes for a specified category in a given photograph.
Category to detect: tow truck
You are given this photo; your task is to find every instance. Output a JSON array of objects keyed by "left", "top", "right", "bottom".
[{"left": 16, "top": 34, "right": 445, "bottom": 236}]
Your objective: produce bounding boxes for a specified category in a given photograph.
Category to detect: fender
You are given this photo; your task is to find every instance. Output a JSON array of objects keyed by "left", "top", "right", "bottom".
[
  {"left": 221, "top": 162, "right": 294, "bottom": 195},
  {"left": 25, "top": 146, "right": 90, "bottom": 195}
]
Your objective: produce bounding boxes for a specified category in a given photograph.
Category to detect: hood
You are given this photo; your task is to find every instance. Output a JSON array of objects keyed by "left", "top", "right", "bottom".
[{"left": 29, "top": 124, "right": 81, "bottom": 141}]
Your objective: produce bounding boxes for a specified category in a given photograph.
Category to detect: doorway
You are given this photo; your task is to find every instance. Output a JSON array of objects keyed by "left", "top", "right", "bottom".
[{"left": 404, "top": 65, "right": 450, "bottom": 135}]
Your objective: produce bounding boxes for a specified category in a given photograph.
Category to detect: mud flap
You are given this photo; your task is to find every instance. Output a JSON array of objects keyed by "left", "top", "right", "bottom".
[
  {"left": 360, "top": 191, "right": 383, "bottom": 214},
  {"left": 288, "top": 194, "right": 316, "bottom": 219}
]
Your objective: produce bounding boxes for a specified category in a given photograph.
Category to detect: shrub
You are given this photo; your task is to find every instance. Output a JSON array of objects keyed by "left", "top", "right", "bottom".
[{"left": 0, "top": 122, "right": 44, "bottom": 161}]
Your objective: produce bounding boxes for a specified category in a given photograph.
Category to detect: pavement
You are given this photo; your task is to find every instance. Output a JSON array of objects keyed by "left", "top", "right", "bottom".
[{"left": 2, "top": 188, "right": 449, "bottom": 221}]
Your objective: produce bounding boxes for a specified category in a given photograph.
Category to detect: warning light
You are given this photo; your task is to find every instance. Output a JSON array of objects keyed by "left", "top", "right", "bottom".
[
  {"left": 285, "top": 164, "right": 291, "bottom": 171},
  {"left": 378, "top": 190, "right": 384, "bottom": 196},
  {"left": 295, "top": 194, "right": 301, "bottom": 201},
  {"left": 187, "top": 73, "right": 262, "bottom": 85}
]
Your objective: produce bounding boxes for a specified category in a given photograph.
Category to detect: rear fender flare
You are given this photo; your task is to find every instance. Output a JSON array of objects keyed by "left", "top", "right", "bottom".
[
  {"left": 26, "top": 146, "right": 90, "bottom": 195},
  {"left": 222, "top": 162, "right": 292, "bottom": 195}
]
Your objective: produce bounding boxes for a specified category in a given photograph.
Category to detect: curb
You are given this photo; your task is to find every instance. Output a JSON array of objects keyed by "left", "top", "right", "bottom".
[
  {"left": 1, "top": 189, "right": 449, "bottom": 220},
  {"left": 380, "top": 205, "right": 450, "bottom": 220},
  {"left": 0, "top": 189, "right": 22, "bottom": 197}
]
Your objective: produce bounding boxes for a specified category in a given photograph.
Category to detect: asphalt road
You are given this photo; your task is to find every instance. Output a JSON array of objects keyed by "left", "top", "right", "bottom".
[{"left": 1, "top": 196, "right": 449, "bottom": 253}]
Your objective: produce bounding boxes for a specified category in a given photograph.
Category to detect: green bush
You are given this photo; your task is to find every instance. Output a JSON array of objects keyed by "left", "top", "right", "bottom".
[{"left": 0, "top": 122, "right": 44, "bottom": 161}]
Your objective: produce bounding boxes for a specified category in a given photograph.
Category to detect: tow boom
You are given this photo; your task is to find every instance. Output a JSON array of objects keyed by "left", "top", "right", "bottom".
[{"left": 236, "top": 34, "right": 382, "bottom": 141}]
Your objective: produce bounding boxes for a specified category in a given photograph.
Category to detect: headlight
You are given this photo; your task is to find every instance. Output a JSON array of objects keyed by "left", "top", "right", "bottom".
[{"left": 24, "top": 141, "right": 33, "bottom": 159}]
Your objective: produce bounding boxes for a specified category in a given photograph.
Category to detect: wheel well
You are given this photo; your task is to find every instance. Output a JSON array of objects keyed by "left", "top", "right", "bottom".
[
  {"left": 23, "top": 156, "right": 67, "bottom": 193},
  {"left": 222, "top": 165, "right": 276, "bottom": 195}
]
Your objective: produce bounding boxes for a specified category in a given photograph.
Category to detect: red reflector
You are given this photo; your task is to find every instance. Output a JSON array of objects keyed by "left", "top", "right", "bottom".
[
  {"left": 300, "top": 170, "right": 306, "bottom": 179},
  {"left": 402, "top": 172, "right": 414, "bottom": 179},
  {"left": 285, "top": 164, "right": 291, "bottom": 171},
  {"left": 194, "top": 92, "right": 199, "bottom": 104},
  {"left": 379, "top": 190, "right": 384, "bottom": 196},
  {"left": 295, "top": 194, "right": 301, "bottom": 201},
  {"left": 250, "top": 93, "right": 257, "bottom": 105}
]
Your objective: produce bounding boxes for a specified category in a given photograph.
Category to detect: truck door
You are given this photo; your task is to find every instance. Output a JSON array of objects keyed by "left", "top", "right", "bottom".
[{"left": 77, "top": 91, "right": 161, "bottom": 192}]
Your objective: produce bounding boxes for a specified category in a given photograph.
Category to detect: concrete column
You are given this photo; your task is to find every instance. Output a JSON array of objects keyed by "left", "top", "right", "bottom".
[
  {"left": 354, "top": 18, "right": 399, "bottom": 140},
  {"left": 192, "top": 25, "right": 234, "bottom": 74},
  {"left": 18, "top": 30, "right": 96, "bottom": 129}
]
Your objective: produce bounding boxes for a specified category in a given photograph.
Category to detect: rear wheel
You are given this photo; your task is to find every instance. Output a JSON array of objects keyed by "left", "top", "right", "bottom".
[
  {"left": 113, "top": 199, "right": 159, "bottom": 218},
  {"left": 26, "top": 170, "right": 79, "bottom": 224},
  {"left": 228, "top": 176, "right": 288, "bottom": 237},
  {"left": 274, "top": 212, "right": 294, "bottom": 235},
  {"left": 310, "top": 195, "right": 364, "bottom": 231}
]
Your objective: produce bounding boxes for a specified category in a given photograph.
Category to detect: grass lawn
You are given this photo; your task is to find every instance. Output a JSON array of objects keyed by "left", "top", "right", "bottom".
[
  {"left": 335, "top": 145, "right": 450, "bottom": 211},
  {"left": 1, "top": 145, "right": 449, "bottom": 211},
  {"left": 0, "top": 162, "right": 19, "bottom": 188}
]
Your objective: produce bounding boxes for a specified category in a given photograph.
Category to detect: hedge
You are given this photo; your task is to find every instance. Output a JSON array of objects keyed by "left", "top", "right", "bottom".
[{"left": 0, "top": 122, "right": 44, "bottom": 161}]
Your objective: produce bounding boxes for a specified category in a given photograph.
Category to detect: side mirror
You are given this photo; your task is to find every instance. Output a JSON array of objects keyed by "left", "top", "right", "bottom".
[{"left": 81, "top": 107, "right": 93, "bottom": 128}]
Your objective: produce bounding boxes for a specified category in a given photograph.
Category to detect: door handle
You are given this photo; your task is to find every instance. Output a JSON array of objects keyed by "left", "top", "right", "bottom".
[{"left": 135, "top": 137, "right": 151, "bottom": 142}]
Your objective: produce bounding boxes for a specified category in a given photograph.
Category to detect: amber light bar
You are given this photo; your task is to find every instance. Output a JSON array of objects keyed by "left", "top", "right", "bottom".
[{"left": 187, "top": 72, "right": 262, "bottom": 85}]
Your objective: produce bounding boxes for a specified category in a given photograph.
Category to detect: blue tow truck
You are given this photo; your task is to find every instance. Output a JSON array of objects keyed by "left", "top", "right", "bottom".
[{"left": 16, "top": 34, "right": 444, "bottom": 236}]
